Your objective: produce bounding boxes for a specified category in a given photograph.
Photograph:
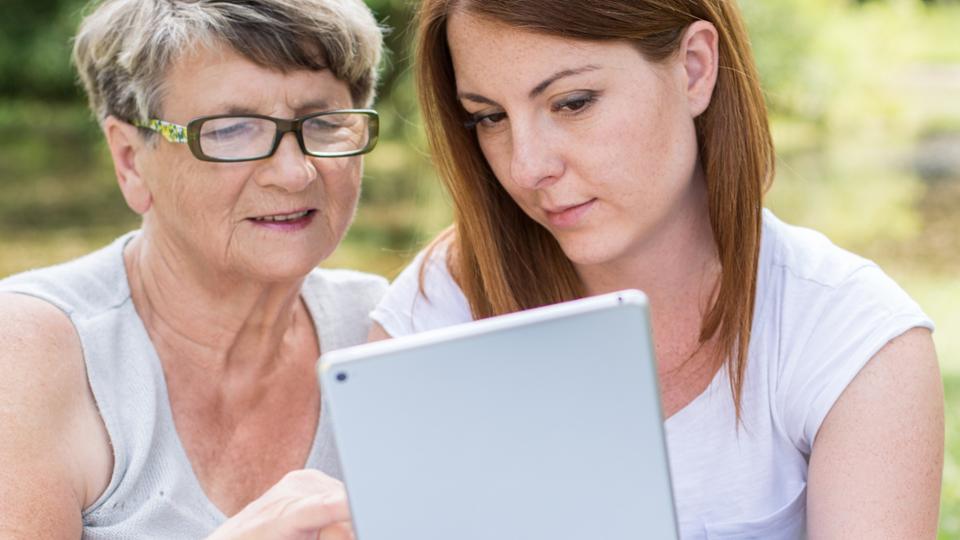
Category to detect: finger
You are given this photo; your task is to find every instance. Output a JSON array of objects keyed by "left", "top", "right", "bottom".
[
  {"left": 318, "top": 521, "right": 356, "bottom": 540},
  {"left": 281, "top": 469, "right": 346, "bottom": 497},
  {"left": 283, "top": 493, "right": 352, "bottom": 532}
]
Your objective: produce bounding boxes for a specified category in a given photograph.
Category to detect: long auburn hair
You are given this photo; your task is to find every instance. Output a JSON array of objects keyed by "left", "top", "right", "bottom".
[{"left": 415, "top": 0, "right": 774, "bottom": 417}]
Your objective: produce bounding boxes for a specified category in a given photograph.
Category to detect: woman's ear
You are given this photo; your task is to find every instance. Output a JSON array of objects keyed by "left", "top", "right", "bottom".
[
  {"left": 102, "top": 116, "right": 153, "bottom": 215},
  {"left": 680, "top": 20, "right": 719, "bottom": 118}
]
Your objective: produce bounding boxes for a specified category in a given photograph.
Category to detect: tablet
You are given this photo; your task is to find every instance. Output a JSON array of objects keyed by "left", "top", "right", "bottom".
[{"left": 318, "top": 289, "right": 678, "bottom": 540}]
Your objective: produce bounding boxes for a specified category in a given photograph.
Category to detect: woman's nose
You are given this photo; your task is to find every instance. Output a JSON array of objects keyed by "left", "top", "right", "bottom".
[
  {"left": 508, "top": 122, "right": 564, "bottom": 190},
  {"left": 255, "top": 131, "right": 317, "bottom": 192}
]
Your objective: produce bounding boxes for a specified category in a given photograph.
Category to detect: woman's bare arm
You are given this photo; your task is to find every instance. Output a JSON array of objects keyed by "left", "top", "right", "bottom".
[
  {"left": 367, "top": 321, "right": 392, "bottom": 342},
  {"left": 0, "top": 293, "right": 112, "bottom": 538},
  {"left": 807, "top": 327, "right": 943, "bottom": 539}
]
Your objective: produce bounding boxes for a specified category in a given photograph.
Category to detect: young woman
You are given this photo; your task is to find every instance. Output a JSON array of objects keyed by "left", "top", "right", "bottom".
[{"left": 369, "top": 1, "right": 944, "bottom": 537}]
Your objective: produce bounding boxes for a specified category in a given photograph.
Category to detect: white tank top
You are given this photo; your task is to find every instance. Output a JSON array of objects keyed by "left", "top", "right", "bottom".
[{"left": 0, "top": 232, "right": 386, "bottom": 539}]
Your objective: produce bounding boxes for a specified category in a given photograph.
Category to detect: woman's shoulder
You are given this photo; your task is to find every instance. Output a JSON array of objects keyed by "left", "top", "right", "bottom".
[
  {"left": 762, "top": 209, "right": 872, "bottom": 286},
  {"left": 304, "top": 267, "right": 388, "bottom": 313},
  {"left": 370, "top": 238, "right": 473, "bottom": 337},
  {"left": 757, "top": 209, "right": 933, "bottom": 453},
  {"left": 760, "top": 209, "right": 923, "bottom": 315},
  {"left": 307, "top": 267, "right": 388, "bottom": 294},
  {"left": 759, "top": 209, "right": 932, "bottom": 369},
  {"left": 0, "top": 232, "right": 136, "bottom": 318},
  {"left": 301, "top": 268, "right": 389, "bottom": 350}
]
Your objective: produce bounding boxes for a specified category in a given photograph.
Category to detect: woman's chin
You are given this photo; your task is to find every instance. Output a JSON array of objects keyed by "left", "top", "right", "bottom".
[
  {"left": 238, "top": 251, "right": 329, "bottom": 284},
  {"left": 555, "top": 237, "right": 624, "bottom": 269},
  {"left": 233, "top": 228, "right": 341, "bottom": 283}
]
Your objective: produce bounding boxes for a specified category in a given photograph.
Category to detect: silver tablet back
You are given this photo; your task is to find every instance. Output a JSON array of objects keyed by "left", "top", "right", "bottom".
[{"left": 319, "top": 290, "right": 678, "bottom": 540}]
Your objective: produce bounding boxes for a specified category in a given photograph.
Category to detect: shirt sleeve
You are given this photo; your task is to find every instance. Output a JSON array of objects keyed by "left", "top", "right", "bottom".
[
  {"left": 370, "top": 243, "right": 473, "bottom": 337},
  {"left": 775, "top": 263, "right": 934, "bottom": 455}
]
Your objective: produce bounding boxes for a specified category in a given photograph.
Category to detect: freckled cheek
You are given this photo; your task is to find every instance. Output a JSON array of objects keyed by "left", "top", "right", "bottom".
[{"left": 603, "top": 112, "right": 672, "bottom": 188}]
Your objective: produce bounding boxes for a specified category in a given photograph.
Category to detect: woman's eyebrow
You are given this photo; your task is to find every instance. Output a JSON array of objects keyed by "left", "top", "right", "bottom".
[
  {"left": 528, "top": 64, "right": 599, "bottom": 98},
  {"left": 210, "top": 99, "right": 335, "bottom": 116},
  {"left": 295, "top": 99, "right": 333, "bottom": 113},
  {"left": 457, "top": 64, "right": 601, "bottom": 107},
  {"left": 457, "top": 92, "right": 498, "bottom": 107}
]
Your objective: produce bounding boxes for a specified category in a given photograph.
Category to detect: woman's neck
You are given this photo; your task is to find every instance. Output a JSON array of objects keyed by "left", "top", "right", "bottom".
[
  {"left": 123, "top": 230, "right": 312, "bottom": 377},
  {"left": 578, "top": 175, "right": 718, "bottom": 304},
  {"left": 575, "top": 175, "right": 720, "bottom": 374}
]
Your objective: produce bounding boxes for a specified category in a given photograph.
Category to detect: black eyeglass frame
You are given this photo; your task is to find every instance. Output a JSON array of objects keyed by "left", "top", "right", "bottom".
[{"left": 138, "top": 109, "right": 380, "bottom": 163}]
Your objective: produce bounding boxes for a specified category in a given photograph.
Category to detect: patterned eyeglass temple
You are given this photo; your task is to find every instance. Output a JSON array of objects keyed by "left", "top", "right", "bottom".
[{"left": 134, "top": 118, "right": 188, "bottom": 144}]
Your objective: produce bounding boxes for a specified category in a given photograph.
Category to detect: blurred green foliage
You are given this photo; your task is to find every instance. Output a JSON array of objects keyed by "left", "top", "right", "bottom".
[
  {"left": 1, "top": 0, "right": 959, "bottom": 535},
  {"left": 0, "top": 0, "right": 88, "bottom": 100}
]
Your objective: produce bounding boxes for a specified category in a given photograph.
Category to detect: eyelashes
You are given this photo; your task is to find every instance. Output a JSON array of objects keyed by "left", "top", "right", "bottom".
[
  {"left": 551, "top": 91, "right": 598, "bottom": 114},
  {"left": 463, "top": 111, "right": 506, "bottom": 130},
  {"left": 463, "top": 90, "right": 601, "bottom": 131}
]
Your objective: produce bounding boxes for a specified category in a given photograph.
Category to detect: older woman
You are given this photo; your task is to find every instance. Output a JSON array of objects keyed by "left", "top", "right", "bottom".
[
  {"left": 0, "top": 0, "right": 383, "bottom": 537},
  {"left": 371, "top": 0, "right": 944, "bottom": 537}
]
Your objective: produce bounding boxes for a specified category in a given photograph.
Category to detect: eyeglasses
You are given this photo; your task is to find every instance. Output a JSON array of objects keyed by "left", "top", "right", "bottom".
[{"left": 133, "top": 109, "right": 379, "bottom": 162}]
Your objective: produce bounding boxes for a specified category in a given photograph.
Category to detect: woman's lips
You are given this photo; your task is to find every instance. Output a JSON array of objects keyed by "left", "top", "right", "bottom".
[{"left": 544, "top": 199, "right": 596, "bottom": 228}]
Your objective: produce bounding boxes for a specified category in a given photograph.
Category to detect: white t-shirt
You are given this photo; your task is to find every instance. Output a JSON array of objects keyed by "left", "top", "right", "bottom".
[{"left": 370, "top": 209, "right": 933, "bottom": 539}]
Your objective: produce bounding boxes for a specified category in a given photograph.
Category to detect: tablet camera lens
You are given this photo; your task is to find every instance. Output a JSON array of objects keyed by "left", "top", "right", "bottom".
[{"left": 336, "top": 372, "right": 348, "bottom": 382}]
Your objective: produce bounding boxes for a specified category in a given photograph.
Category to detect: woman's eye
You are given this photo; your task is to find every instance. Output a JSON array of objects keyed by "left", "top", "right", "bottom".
[
  {"left": 480, "top": 112, "right": 507, "bottom": 125},
  {"left": 563, "top": 99, "right": 590, "bottom": 111},
  {"left": 465, "top": 111, "right": 507, "bottom": 130},
  {"left": 554, "top": 92, "right": 598, "bottom": 114},
  {"left": 213, "top": 123, "right": 251, "bottom": 138}
]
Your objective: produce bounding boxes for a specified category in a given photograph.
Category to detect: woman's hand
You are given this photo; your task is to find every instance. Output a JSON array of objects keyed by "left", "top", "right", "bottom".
[{"left": 207, "top": 469, "right": 354, "bottom": 540}]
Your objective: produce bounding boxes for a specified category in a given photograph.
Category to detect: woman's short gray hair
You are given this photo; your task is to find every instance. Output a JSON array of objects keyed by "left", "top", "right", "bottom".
[{"left": 73, "top": 0, "right": 384, "bottom": 124}]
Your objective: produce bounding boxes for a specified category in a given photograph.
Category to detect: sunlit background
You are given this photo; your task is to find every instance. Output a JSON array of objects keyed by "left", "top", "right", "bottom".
[{"left": 1, "top": 0, "right": 958, "bottom": 535}]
